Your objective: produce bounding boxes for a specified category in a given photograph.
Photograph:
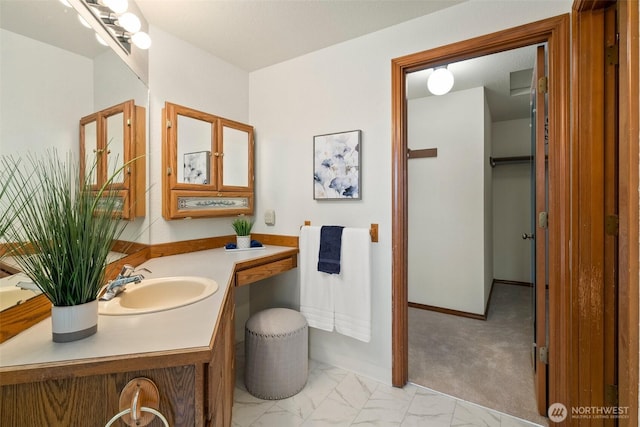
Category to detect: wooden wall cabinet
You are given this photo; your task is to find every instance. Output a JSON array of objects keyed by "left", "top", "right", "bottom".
[
  {"left": 162, "top": 102, "right": 254, "bottom": 219},
  {"left": 80, "top": 99, "right": 146, "bottom": 220}
]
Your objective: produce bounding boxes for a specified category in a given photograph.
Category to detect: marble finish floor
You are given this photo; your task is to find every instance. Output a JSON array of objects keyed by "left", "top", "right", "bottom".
[{"left": 232, "top": 358, "right": 545, "bottom": 427}]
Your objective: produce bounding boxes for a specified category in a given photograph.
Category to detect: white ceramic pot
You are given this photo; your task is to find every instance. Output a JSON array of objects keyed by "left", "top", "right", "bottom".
[
  {"left": 236, "top": 235, "right": 251, "bottom": 249},
  {"left": 51, "top": 299, "right": 98, "bottom": 343}
]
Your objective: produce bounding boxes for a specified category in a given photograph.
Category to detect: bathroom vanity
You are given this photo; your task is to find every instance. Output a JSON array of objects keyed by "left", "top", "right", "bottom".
[{"left": 0, "top": 245, "right": 297, "bottom": 426}]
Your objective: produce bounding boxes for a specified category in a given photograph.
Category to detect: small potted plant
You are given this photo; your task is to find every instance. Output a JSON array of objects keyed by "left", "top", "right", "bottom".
[
  {"left": 1, "top": 150, "right": 129, "bottom": 342},
  {"left": 232, "top": 216, "right": 254, "bottom": 249}
]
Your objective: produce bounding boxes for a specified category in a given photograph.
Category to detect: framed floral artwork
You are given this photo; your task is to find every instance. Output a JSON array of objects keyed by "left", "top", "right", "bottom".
[{"left": 313, "top": 130, "right": 361, "bottom": 200}]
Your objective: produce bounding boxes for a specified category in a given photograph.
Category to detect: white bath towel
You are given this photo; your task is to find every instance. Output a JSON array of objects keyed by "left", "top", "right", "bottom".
[
  {"left": 334, "top": 228, "right": 371, "bottom": 342},
  {"left": 299, "top": 225, "right": 372, "bottom": 342},
  {"left": 300, "top": 226, "right": 334, "bottom": 331}
]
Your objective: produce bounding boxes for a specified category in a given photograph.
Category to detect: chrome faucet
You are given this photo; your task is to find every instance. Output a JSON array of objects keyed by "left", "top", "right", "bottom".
[{"left": 99, "top": 264, "right": 151, "bottom": 301}]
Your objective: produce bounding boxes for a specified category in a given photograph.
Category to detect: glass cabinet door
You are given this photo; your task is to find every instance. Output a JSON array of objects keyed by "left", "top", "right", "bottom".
[
  {"left": 80, "top": 115, "right": 99, "bottom": 188},
  {"left": 105, "top": 110, "right": 126, "bottom": 186},
  {"left": 219, "top": 119, "right": 253, "bottom": 191}
]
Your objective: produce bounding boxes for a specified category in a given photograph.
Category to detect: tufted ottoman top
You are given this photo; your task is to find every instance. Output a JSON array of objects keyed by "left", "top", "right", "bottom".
[{"left": 246, "top": 308, "right": 307, "bottom": 336}]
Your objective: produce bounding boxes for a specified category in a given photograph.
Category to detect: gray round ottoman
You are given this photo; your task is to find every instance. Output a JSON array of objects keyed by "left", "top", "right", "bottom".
[{"left": 244, "top": 308, "right": 309, "bottom": 400}]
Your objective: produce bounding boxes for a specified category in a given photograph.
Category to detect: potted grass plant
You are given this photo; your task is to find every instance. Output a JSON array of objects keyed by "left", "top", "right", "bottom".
[
  {"left": 1, "top": 150, "right": 129, "bottom": 342},
  {"left": 231, "top": 216, "right": 254, "bottom": 249}
]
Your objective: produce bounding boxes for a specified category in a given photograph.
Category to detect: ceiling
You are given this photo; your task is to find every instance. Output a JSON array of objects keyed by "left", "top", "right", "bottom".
[
  {"left": 135, "top": 0, "right": 465, "bottom": 72},
  {"left": 1, "top": 0, "right": 538, "bottom": 121}
]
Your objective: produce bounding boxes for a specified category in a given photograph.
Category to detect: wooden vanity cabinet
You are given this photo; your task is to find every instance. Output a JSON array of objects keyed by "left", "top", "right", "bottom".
[
  {"left": 0, "top": 287, "right": 236, "bottom": 427},
  {"left": 206, "top": 285, "right": 235, "bottom": 427}
]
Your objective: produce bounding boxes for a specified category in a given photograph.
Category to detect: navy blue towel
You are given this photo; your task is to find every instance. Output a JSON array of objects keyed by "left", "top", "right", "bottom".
[{"left": 318, "top": 226, "right": 344, "bottom": 274}]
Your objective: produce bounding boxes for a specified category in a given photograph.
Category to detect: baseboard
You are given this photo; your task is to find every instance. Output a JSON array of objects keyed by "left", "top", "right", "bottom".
[
  {"left": 408, "top": 302, "right": 487, "bottom": 321},
  {"left": 493, "top": 278, "right": 533, "bottom": 287}
]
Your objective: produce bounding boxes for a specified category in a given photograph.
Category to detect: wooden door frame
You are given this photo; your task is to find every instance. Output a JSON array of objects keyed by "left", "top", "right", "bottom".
[
  {"left": 616, "top": 1, "right": 639, "bottom": 424},
  {"left": 390, "top": 14, "right": 571, "bottom": 412},
  {"left": 572, "top": 1, "right": 640, "bottom": 426}
]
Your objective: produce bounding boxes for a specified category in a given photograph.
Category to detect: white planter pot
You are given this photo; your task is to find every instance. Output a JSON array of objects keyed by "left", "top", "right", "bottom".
[
  {"left": 236, "top": 235, "right": 251, "bottom": 249},
  {"left": 51, "top": 299, "right": 98, "bottom": 343}
]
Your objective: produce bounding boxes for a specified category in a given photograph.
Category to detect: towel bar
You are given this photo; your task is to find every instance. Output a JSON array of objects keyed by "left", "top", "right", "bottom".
[{"left": 303, "top": 221, "right": 378, "bottom": 243}]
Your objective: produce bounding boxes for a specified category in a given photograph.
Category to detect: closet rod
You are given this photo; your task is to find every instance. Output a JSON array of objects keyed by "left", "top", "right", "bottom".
[{"left": 489, "top": 155, "right": 532, "bottom": 167}]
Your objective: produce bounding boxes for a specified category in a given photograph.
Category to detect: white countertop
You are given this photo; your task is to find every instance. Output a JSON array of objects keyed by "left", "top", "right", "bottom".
[{"left": 0, "top": 245, "right": 294, "bottom": 370}]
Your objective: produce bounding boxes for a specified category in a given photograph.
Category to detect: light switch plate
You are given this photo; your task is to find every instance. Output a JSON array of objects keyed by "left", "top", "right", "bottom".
[{"left": 264, "top": 209, "right": 275, "bottom": 225}]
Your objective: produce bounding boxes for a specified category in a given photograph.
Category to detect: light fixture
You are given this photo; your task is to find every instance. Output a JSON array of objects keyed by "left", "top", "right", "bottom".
[
  {"left": 118, "top": 12, "right": 141, "bottom": 33},
  {"left": 131, "top": 31, "right": 151, "bottom": 49},
  {"left": 427, "top": 66, "right": 455, "bottom": 96},
  {"left": 75, "top": 0, "right": 151, "bottom": 52}
]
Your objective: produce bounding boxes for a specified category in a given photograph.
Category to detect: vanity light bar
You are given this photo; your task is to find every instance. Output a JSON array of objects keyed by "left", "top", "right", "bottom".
[{"left": 78, "top": 0, "right": 151, "bottom": 51}]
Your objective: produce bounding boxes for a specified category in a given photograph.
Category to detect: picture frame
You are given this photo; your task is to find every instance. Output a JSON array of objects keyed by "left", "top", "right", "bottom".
[
  {"left": 183, "top": 150, "right": 210, "bottom": 184},
  {"left": 313, "top": 130, "right": 361, "bottom": 200}
]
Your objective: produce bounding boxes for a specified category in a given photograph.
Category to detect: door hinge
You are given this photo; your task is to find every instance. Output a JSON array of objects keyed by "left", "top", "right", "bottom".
[
  {"left": 539, "top": 346, "right": 549, "bottom": 365},
  {"left": 605, "top": 214, "right": 619, "bottom": 236},
  {"left": 166, "top": 119, "right": 172, "bottom": 128},
  {"left": 538, "top": 76, "right": 548, "bottom": 94},
  {"left": 127, "top": 118, "right": 131, "bottom": 126},
  {"left": 606, "top": 42, "right": 619, "bottom": 65},
  {"left": 538, "top": 211, "right": 548, "bottom": 229},
  {"left": 605, "top": 384, "right": 618, "bottom": 406}
]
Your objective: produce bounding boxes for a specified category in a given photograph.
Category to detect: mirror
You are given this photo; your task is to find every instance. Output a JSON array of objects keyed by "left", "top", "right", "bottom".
[
  {"left": 106, "top": 111, "right": 126, "bottom": 184},
  {"left": 221, "top": 122, "right": 250, "bottom": 188},
  {"left": 178, "top": 115, "right": 214, "bottom": 185},
  {"left": 163, "top": 102, "right": 254, "bottom": 219},
  {"left": 0, "top": 0, "right": 149, "bottom": 315}
]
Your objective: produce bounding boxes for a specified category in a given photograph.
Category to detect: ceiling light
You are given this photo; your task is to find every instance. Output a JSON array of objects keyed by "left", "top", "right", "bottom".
[
  {"left": 103, "top": 0, "right": 128, "bottom": 14},
  {"left": 118, "top": 12, "right": 141, "bottom": 33},
  {"left": 73, "top": 0, "right": 152, "bottom": 52},
  {"left": 427, "top": 66, "right": 455, "bottom": 96},
  {"left": 131, "top": 31, "right": 151, "bottom": 49}
]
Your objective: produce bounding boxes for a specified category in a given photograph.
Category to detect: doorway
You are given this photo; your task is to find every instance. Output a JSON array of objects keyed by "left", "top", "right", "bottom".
[
  {"left": 391, "top": 14, "right": 571, "bottom": 416},
  {"left": 404, "top": 43, "right": 549, "bottom": 423}
]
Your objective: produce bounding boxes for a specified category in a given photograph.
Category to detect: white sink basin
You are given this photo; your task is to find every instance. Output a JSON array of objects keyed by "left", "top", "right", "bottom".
[{"left": 98, "top": 276, "right": 218, "bottom": 315}]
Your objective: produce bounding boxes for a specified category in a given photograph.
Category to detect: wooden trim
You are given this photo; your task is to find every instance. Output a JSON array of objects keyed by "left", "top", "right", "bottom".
[
  {"left": 617, "top": 0, "right": 639, "bottom": 424},
  {"left": 251, "top": 233, "right": 298, "bottom": 248},
  {"left": 391, "top": 15, "right": 571, "bottom": 413},
  {"left": 408, "top": 278, "right": 496, "bottom": 321},
  {"left": 407, "top": 148, "right": 437, "bottom": 159},
  {"left": 493, "top": 279, "right": 533, "bottom": 287},
  {"left": 0, "top": 294, "right": 51, "bottom": 344},
  {"left": 408, "top": 302, "right": 486, "bottom": 321},
  {"left": 0, "top": 345, "right": 212, "bottom": 386},
  {"left": 149, "top": 235, "right": 234, "bottom": 258}
]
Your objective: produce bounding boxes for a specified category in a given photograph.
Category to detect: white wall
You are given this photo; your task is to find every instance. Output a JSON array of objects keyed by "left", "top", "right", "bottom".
[
  {"left": 146, "top": 25, "right": 251, "bottom": 341},
  {"left": 406, "top": 87, "right": 490, "bottom": 316},
  {"left": 0, "top": 29, "right": 92, "bottom": 158},
  {"left": 483, "top": 94, "right": 494, "bottom": 308},
  {"left": 147, "top": 25, "right": 250, "bottom": 246},
  {"left": 491, "top": 119, "right": 532, "bottom": 283},
  {"left": 248, "top": 0, "right": 572, "bottom": 383},
  {"left": 93, "top": 49, "right": 148, "bottom": 111}
]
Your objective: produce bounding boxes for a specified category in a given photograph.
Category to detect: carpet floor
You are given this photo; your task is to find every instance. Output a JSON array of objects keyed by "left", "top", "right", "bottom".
[{"left": 408, "top": 283, "right": 549, "bottom": 426}]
